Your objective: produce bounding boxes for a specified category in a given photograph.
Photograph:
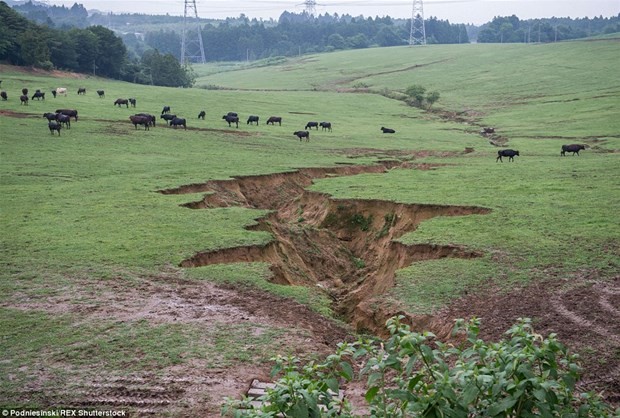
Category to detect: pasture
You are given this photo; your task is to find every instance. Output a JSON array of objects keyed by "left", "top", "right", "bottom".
[{"left": 1, "top": 37, "right": 619, "bottom": 414}]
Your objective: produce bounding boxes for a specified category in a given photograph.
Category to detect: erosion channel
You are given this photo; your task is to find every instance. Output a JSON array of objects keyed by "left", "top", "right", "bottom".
[{"left": 159, "top": 160, "right": 491, "bottom": 334}]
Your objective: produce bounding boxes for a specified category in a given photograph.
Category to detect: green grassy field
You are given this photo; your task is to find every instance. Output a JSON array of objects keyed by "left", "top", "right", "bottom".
[{"left": 1, "top": 37, "right": 619, "bottom": 413}]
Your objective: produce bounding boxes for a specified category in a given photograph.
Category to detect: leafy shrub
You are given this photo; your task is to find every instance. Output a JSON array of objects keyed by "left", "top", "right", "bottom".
[{"left": 223, "top": 317, "right": 617, "bottom": 417}]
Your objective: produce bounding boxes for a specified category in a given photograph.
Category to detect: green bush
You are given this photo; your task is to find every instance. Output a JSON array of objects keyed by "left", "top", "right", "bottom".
[{"left": 223, "top": 317, "right": 617, "bottom": 417}]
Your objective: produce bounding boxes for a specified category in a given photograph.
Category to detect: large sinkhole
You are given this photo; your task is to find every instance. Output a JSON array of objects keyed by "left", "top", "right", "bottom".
[{"left": 159, "top": 161, "right": 491, "bottom": 334}]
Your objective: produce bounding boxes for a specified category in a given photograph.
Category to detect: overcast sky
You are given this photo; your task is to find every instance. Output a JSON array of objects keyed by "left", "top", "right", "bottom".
[{"left": 45, "top": 0, "right": 619, "bottom": 25}]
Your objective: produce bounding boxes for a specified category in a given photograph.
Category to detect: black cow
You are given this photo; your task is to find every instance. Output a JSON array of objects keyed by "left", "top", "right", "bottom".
[
  {"left": 198, "top": 110, "right": 206, "bottom": 120},
  {"left": 161, "top": 106, "right": 171, "bottom": 115},
  {"left": 56, "top": 109, "right": 78, "bottom": 121},
  {"left": 223, "top": 114, "right": 239, "bottom": 128},
  {"left": 496, "top": 149, "right": 519, "bottom": 162},
  {"left": 129, "top": 115, "right": 150, "bottom": 130},
  {"left": 51, "top": 89, "right": 56, "bottom": 98},
  {"left": 319, "top": 122, "right": 332, "bottom": 132},
  {"left": 1, "top": 91, "right": 7, "bottom": 101},
  {"left": 305, "top": 121, "right": 319, "bottom": 130},
  {"left": 294, "top": 130, "right": 310, "bottom": 142},
  {"left": 160, "top": 114, "right": 177, "bottom": 125},
  {"left": 170, "top": 117, "right": 187, "bottom": 130},
  {"left": 56, "top": 113, "right": 71, "bottom": 129},
  {"left": 43, "top": 112, "right": 57, "bottom": 122},
  {"left": 129, "top": 98, "right": 136, "bottom": 107},
  {"left": 247, "top": 115, "right": 259, "bottom": 125},
  {"left": 20, "top": 95, "right": 28, "bottom": 105},
  {"left": 135, "top": 113, "right": 156, "bottom": 127},
  {"left": 48, "top": 121, "right": 61, "bottom": 136},
  {"left": 561, "top": 144, "right": 586, "bottom": 156},
  {"left": 97, "top": 90, "right": 105, "bottom": 98},
  {"left": 22, "top": 88, "right": 28, "bottom": 95},
  {"left": 381, "top": 127, "right": 395, "bottom": 134},
  {"left": 77, "top": 87, "right": 86, "bottom": 95},
  {"left": 31, "top": 91, "right": 45, "bottom": 100},
  {"left": 114, "top": 98, "right": 129, "bottom": 108},
  {"left": 266, "top": 116, "right": 282, "bottom": 126}
]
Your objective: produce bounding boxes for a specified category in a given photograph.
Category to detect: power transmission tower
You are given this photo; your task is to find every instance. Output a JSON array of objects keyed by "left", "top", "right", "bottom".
[
  {"left": 181, "top": 0, "right": 206, "bottom": 64},
  {"left": 303, "top": 0, "right": 317, "bottom": 17},
  {"left": 409, "top": 0, "right": 426, "bottom": 46}
]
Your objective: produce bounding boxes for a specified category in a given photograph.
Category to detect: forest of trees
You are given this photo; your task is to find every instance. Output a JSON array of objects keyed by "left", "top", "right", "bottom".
[
  {"left": 477, "top": 14, "right": 619, "bottom": 43},
  {"left": 1, "top": 1, "right": 619, "bottom": 86},
  {"left": 0, "top": 2, "right": 194, "bottom": 87}
]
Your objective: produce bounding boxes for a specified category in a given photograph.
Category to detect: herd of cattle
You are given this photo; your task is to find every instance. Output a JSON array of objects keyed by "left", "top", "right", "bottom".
[{"left": 0, "top": 84, "right": 590, "bottom": 159}]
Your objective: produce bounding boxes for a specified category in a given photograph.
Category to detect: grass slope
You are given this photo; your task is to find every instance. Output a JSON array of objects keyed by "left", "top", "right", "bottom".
[{"left": 0, "top": 38, "right": 619, "bottom": 411}]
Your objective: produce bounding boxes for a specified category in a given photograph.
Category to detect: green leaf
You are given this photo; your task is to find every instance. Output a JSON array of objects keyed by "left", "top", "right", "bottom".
[
  {"left": 365, "top": 386, "right": 380, "bottom": 403},
  {"left": 339, "top": 361, "right": 354, "bottom": 380},
  {"left": 487, "top": 397, "right": 518, "bottom": 416},
  {"left": 325, "top": 377, "right": 339, "bottom": 394}
]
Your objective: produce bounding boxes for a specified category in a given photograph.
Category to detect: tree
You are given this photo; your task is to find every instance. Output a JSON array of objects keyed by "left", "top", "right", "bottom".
[
  {"left": 87, "top": 25, "right": 127, "bottom": 78},
  {"left": 18, "top": 28, "right": 50, "bottom": 67},
  {"left": 425, "top": 91, "right": 440, "bottom": 109},
  {"left": 404, "top": 84, "right": 426, "bottom": 106}
]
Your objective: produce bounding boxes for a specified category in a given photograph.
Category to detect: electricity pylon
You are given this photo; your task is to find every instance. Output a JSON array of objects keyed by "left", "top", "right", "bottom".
[
  {"left": 181, "top": 0, "right": 206, "bottom": 64},
  {"left": 409, "top": 0, "right": 427, "bottom": 46}
]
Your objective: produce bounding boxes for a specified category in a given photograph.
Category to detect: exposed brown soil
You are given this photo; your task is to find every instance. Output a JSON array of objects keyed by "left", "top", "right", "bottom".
[
  {"left": 2, "top": 270, "right": 350, "bottom": 416},
  {"left": 160, "top": 162, "right": 490, "bottom": 334}
]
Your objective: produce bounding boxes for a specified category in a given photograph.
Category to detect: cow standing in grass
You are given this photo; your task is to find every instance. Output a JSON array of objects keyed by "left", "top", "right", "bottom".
[
  {"left": 561, "top": 144, "right": 586, "bottom": 156},
  {"left": 48, "top": 121, "right": 61, "bottom": 136},
  {"left": 266, "top": 116, "right": 282, "bottom": 126},
  {"left": 496, "top": 149, "right": 519, "bottom": 162},
  {"left": 294, "top": 130, "right": 310, "bottom": 142}
]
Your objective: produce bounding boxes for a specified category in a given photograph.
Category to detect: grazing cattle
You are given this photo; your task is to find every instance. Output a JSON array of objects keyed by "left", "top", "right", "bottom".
[
  {"left": 129, "top": 115, "right": 151, "bottom": 130},
  {"left": 55, "top": 87, "right": 67, "bottom": 96},
  {"left": 319, "top": 122, "right": 332, "bottom": 132},
  {"left": 129, "top": 98, "right": 136, "bottom": 107},
  {"left": 1, "top": 91, "right": 7, "bottom": 101},
  {"left": 31, "top": 91, "right": 45, "bottom": 100},
  {"left": 114, "top": 98, "right": 129, "bottom": 108},
  {"left": 97, "top": 90, "right": 105, "bottom": 98},
  {"left": 160, "top": 114, "right": 177, "bottom": 125},
  {"left": 305, "top": 121, "right": 319, "bottom": 130},
  {"left": 22, "top": 88, "right": 28, "bottom": 95},
  {"left": 43, "top": 112, "right": 57, "bottom": 122},
  {"left": 135, "top": 113, "right": 156, "bottom": 127},
  {"left": 223, "top": 114, "right": 239, "bottom": 128},
  {"left": 561, "top": 144, "right": 586, "bottom": 156},
  {"left": 198, "top": 110, "right": 206, "bottom": 120},
  {"left": 161, "top": 106, "right": 171, "bottom": 115},
  {"left": 77, "top": 87, "right": 86, "bottom": 95},
  {"left": 294, "top": 130, "right": 310, "bottom": 142},
  {"left": 170, "top": 117, "right": 187, "bottom": 130},
  {"left": 20, "top": 95, "right": 28, "bottom": 105},
  {"left": 56, "top": 109, "right": 78, "bottom": 121},
  {"left": 247, "top": 115, "right": 259, "bottom": 125},
  {"left": 56, "top": 113, "right": 71, "bottom": 129},
  {"left": 48, "top": 121, "right": 61, "bottom": 136},
  {"left": 266, "top": 116, "right": 282, "bottom": 126},
  {"left": 381, "top": 127, "right": 396, "bottom": 134},
  {"left": 496, "top": 149, "right": 519, "bottom": 162}
]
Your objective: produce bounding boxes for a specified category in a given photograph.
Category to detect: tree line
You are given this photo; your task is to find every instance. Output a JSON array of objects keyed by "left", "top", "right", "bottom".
[
  {"left": 0, "top": 1, "right": 194, "bottom": 87},
  {"left": 477, "top": 14, "right": 619, "bottom": 43}
]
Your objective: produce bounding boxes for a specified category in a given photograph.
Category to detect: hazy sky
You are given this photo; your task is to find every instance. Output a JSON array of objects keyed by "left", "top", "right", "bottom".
[{"left": 46, "top": 0, "right": 619, "bottom": 25}]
